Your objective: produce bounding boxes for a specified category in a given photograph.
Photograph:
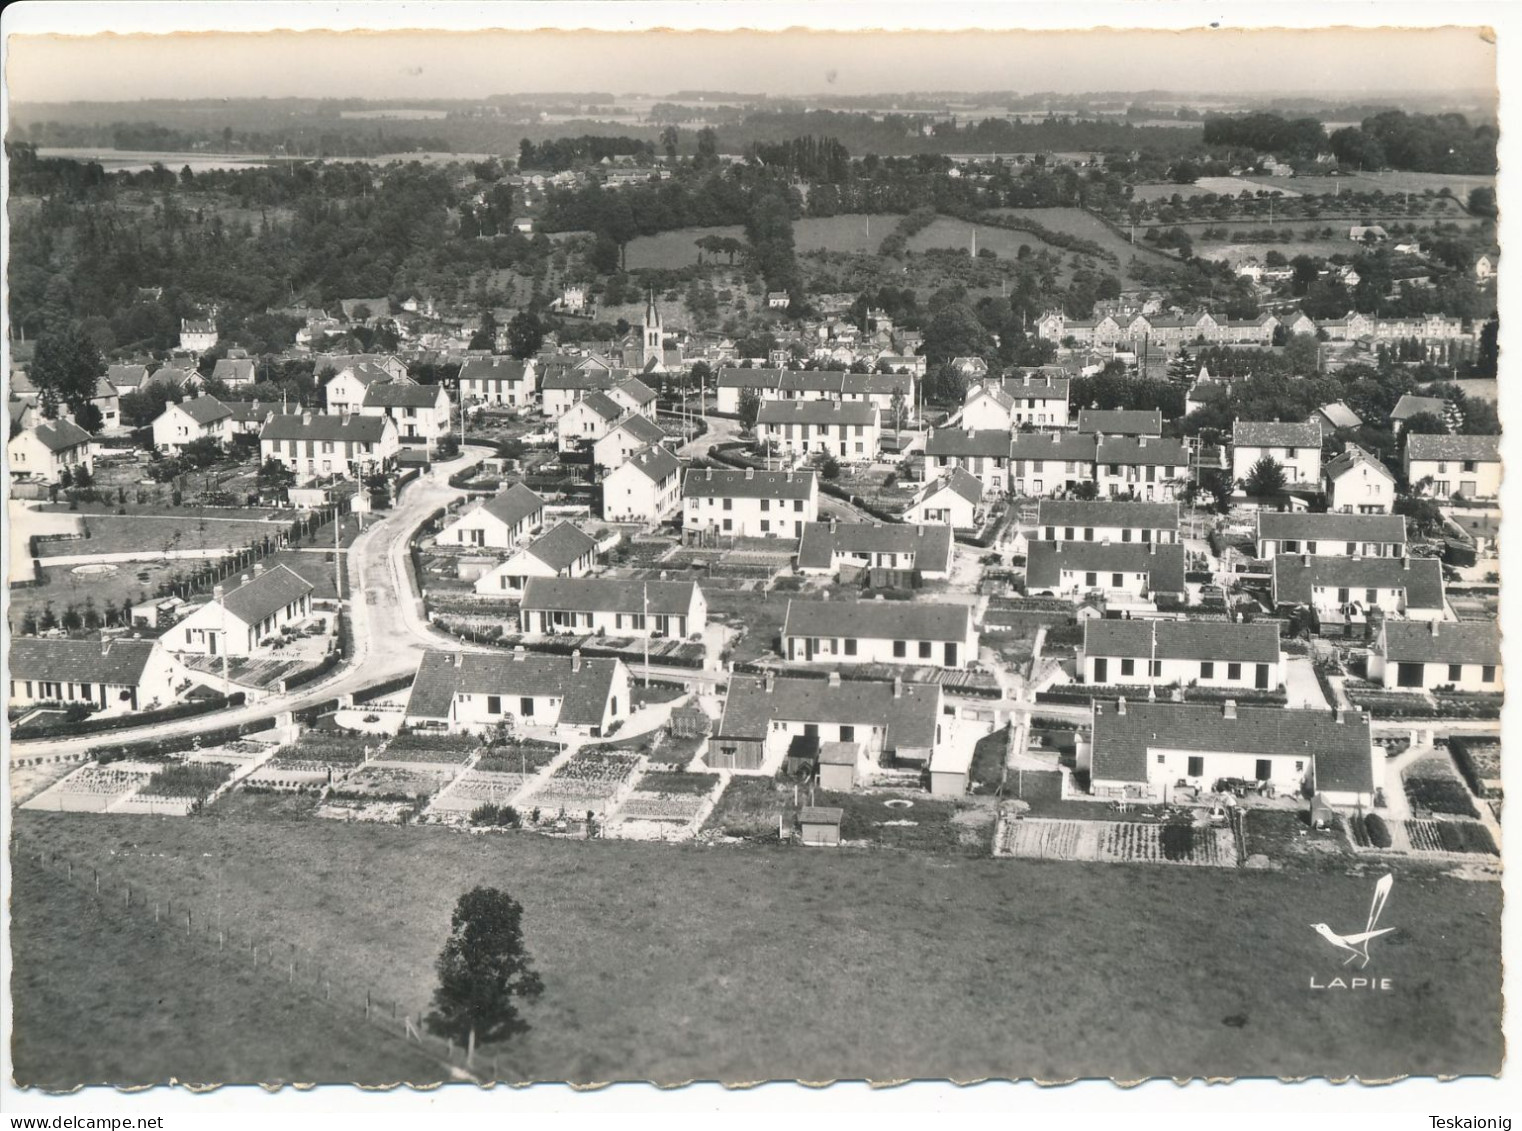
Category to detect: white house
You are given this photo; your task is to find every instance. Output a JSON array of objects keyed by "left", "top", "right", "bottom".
[
  {"left": 437, "top": 483, "right": 545, "bottom": 548},
  {"left": 458, "top": 357, "right": 537, "bottom": 407},
  {"left": 519, "top": 577, "right": 707, "bottom": 639},
  {"left": 1093, "top": 436, "right": 1191, "bottom": 502},
  {"left": 1404, "top": 434, "right": 1501, "bottom": 500},
  {"left": 682, "top": 467, "right": 818, "bottom": 540},
  {"left": 756, "top": 399, "right": 880, "bottom": 462},
  {"left": 602, "top": 444, "right": 683, "bottom": 524},
  {"left": 1010, "top": 432, "right": 1099, "bottom": 497},
  {"left": 1369, "top": 620, "right": 1501, "bottom": 693},
  {"left": 960, "top": 384, "right": 1018, "bottom": 431},
  {"left": 998, "top": 372, "right": 1070, "bottom": 427},
  {"left": 210, "top": 358, "right": 257, "bottom": 388},
  {"left": 404, "top": 648, "right": 630, "bottom": 738},
  {"left": 473, "top": 523, "right": 599, "bottom": 598},
  {"left": 1232, "top": 420, "right": 1323, "bottom": 488},
  {"left": 796, "top": 522, "right": 954, "bottom": 581},
  {"left": 170, "top": 564, "right": 316, "bottom": 657},
  {"left": 179, "top": 319, "right": 218, "bottom": 353},
  {"left": 152, "top": 395, "right": 233, "bottom": 454},
  {"left": 1323, "top": 445, "right": 1397, "bottom": 514},
  {"left": 7, "top": 419, "right": 94, "bottom": 484},
  {"left": 1025, "top": 541, "right": 1187, "bottom": 600},
  {"left": 1255, "top": 512, "right": 1407, "bottom": 560},
  {"left": 8, "top": 637, "right": 180, "bottom": 716},
  {"left": 361, "top": 381, "right": 451, "bottom": 442},
  {"left": 714, "top": 368, "right": 783, "bottom": 415},
  {"left": 780, "top": 599, "right": 978, "bottom": 669},
  {"left": 1080, "top": 619, "right": 1284, "bottom": 691},
  {"left": 1272, "top": 554, "right": 1448, "bottom": 624},
  {"left": 323, "top": 362, "right": 405, "bottom": 414},
  {"left": 711, "top": 672, "right": 943, "bottom": 772},
  {"left": 558, "top": 390, "right": 629, "bottom": 453},
  {"left": 1038, "top": 499, "right": 1180, "bottom": 546},
  {"left": 926, "top": 429, "right": 1016, "bottom": 495},
  {"left": 1080, "top": 699, "right": 1377, "bottom": 807},
  {"left": 259, "top": 412, "right": 400, "bottom": 480},
  {"left": 907, "top": 469, "right": 984, "bottom": 528},
  {"left": 539, "top": 368, "right": 621, "bottom": 419},
  {"left": 606, "top": 376, "right": 659, "bottom": 420},
  {"left": 592, "top": 414, "right": 668, "bottom": 471}
]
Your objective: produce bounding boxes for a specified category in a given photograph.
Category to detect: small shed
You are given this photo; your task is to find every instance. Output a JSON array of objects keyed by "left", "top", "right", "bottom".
[
  {"left": 798, "top": 805, "right": 843, "bottom": 847},
  {"left": 1310, "top": 793, "right": 1339, "bottom": 830},
  {"left": 455, "top": 555, "right": 497, "bottom": 582},
  {"left": 929, "top": 740, "right": 975, "bottom": 798},
  {"left": 816, "top": 741, "right": 860, "bottom": 792}
]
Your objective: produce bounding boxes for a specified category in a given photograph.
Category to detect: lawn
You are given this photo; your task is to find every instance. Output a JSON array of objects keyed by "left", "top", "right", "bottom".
[
  {"left": 34, "top": 513, "right": 288, "bottom": 558},
  {"left": 10, "top": 811, "right": 1501, "bottom": 1084},
  {"left": 7, "top": 559, "right": 184, "bottom": 629},
  {"left": 622, "top": 224, "right": 744, "bottom": 269},
  {"left": 8, "top": 853, "right": 446, "bottom": 1088},
  {"left": 986, "top": 206, "right": 1179, "bottom": 283}
]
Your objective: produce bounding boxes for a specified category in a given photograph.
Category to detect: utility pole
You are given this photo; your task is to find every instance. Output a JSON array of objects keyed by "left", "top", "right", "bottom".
[
  {"left": 642, "top": 582, "right": 650, "bottom": 687},
  {"left": 334, "top": 494, "right": 344, "bottom": 602}
]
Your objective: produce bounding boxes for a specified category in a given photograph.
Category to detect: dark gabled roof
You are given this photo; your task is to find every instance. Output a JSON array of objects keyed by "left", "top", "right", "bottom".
[
  {"left": 682, "top": 467, "right": 816, "bottom": 500},
  {"left": 1076, "top": 409, "right": 1163, "bottom": 435},
  {"left": 1325, "top": 446, "right": 1395, "bottom": 483},
  {"left": 1094, "top": 436, "right": 1190, "bottom": 467},
  {"left": 106, "top": 364, "right": 150, "bottom": 388},
  {"left": 578, "top": 390, "right": 625, "bottom": 422},
  {"left": 540, "top": 370, "right": 619, "bottom": 392},
  {"left": 405, "top": 649, "right": 619, "bottom": 726},
  {"left": 1272, "top": 555, "right": 1445, "bottom": 610},
  {"left": 211, "top": 358, "right": 256, "bottom": 383},
  {"left": 966, "top": 384, "right": 1014, "bottom": 410},
  {"left": 260, "top": 412, "right": 393, "bottom": 444},
  {"left": 1026, "top": 541, "right": 1187, "bottom": 592},
  {"left": 928, "top": 429, "right": 1013, "bottom": 459},
  {"left": 149, "top": 364, "right": 197, "bottom": 388},
  {"left": 756, "top": 399, "right": 878, "bottom": 426},
  {"left": 1038, "top": 499, "right": 1180, "bottom": 531},
  {"left": 1257, "top": 512, "right": 1407, "bottom": 544},
  {"left": 1234, "top": 420, "right": 1322, "bottom": 447},
  {"left": 1405, "top": 433, "right": 1500, "bottom": 463},
  {"left": 717, "top": 675, "right": 939, "bottom": 750},
  {"left": 173, "top": 396, "right": 233, "bottom": 426},
  {"left": 921, "top": 468, "right": 984, "bottom": 505},
  {"left": 612, "top": 376, "right": 657, "bottom": 405},
  {"left": 520, "top": 577, "right": 698, "bottom": 616},
  {"left": 458, "top": 357, "right": 530, "bottom": 383},
  {"left": 715, "top": 367, "right": 784, "bottom": 389},
  {"left": 1009, "top": 432, "right": 1099, "bottom": 461},
  {"left": 616, "top": 443, "right": 682, "bottom": 483},
  {"left": 1381, "top": 620, "right": 1501, "bottom": 667},
  {"left": 780, "top": 599, "right": 971, "bottom": 643},
  {"left": 998, "top": 373, "right": 1070, "bottom": 397},
  {"left": 1390, "top": 394, "right": 1447, "bottom": 421},
  {"left": 796, "top": 523, "right": 954, "bottom": 574},
  {"left": 1083, "top": 619, "right": 1282, "bottom": 663},
  {"left": 217, "top": 565, "right": 316, "bottom": 627},
  {"left": 1314, "top": 402, "right": 1362, "bottom": 430},
  {"left": 778, "top": 370, "right": 847, "bottom": 394},
  {"left": 1089, "top": 701, "right": 1373, "bottom": 792},
  {"left": 864, "top": 372, "right": 914, "bottom": 395},
  {"left": 24, "top": 418, "right": 92, "bottom": 452},
  {"left": 604, "top": 414, "right": 666, "bottom": 447},
  {"left": 8, "top": 637, "right": 161, "bottom": 686},
  {"left": 362, "top": 382, "right": 444, "bottom": 409},
  {"left": 479, "top": 483, "right": 546, "bottom": 528},
  {"left": 522, "top": 522, "right": 598, "bottom": 572}
]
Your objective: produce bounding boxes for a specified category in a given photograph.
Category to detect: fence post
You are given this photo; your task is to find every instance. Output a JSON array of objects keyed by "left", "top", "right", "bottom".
[
  {"left": 365, "top": 991, "right": 372, "bottom": 1020},
  {"left": 125, "top": 884, "right": 131, "bottom": 909},
  {"left": 186, "top": 909, "right": 192, "bottom": 936},
  {"left": 155, "top": 902, "right": 160, "bottom": 923},
  {"left": 94, "top": 868, "right": 100, "bottom": 894}
]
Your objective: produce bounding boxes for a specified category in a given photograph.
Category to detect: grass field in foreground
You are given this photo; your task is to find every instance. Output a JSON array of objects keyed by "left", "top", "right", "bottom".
[
  {"left": 10, "top": 811, "right": 1502, "bottom": 1086},
  {"left": 7, "top": 856, "right": 447, "bottom": 1090}
]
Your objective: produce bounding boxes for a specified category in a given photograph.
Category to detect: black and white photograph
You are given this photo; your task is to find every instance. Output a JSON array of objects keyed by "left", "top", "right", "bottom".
[{"left": 1, "top": 1, "right": 1512, "bottom": 1114}]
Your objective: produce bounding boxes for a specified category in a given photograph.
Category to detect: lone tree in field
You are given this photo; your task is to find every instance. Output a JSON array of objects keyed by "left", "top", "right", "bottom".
[
  {"left": 426, "top": 887, "right": 543, "bottom": 1048},
  {"left": 1241, "top": 454, "right": 1287, "bottom": 499}
]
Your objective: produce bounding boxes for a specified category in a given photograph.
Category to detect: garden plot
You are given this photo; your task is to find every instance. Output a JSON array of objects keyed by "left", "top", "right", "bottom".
[
  {"left": 611, "top": 771, "right": 721, "bottom": 830},
  {"left": 113, "top": 761, "right": 237, "bottom": 815},
  {"left": 476, "top": 743, "right": 562, "bottom": 776},
  {"left": 22, "top": 762, "right": 157, "bottom": 813},
  {"left": 372, "top": 731, "right": 480, "bottom": 769},
  {"left": 427, "top": 770, "right": 534, "bottom": 816},
  {"left": 332, "top": 765, "right": 458, "bottom": 801},
  {"left": 526, "top": 751, "right": 643, "bottom": 818},
  {"left": 999, "top": 817, "right": 1236, "bottom": 867},
  {"left": 1403, "top": 754, "right": 1480, "bottom": 819},
  {"left": 1402, "top": 819, "right": 1498, "bottom": 857},
  {"left": 246, "top": 734, "right": 372, "bottom": 790}
]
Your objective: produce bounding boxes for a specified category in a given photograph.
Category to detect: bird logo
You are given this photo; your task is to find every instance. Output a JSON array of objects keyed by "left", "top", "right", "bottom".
[{"left": 1311, "top": 873, "right": 1395, "bottom": 968}]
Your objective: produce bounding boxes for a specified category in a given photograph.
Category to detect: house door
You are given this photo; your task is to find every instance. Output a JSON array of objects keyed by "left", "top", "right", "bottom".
[
  {"left": 208, "top": 633, "right": 217, "bottom": 656},
  {"left": 944, "top": 642, "right": 958, "bottom": 667},
  {"left": 1255, "top": 664, "right": 1270, "bottom": 690},
  {"left": 1396, "top": 662, "right": 1425, "bottom": 688},
  {"left": 805, "top": 637, "right": 816, "bottom": 661},
  {"left": 1093, "top": 658, "right": 1108, "bottom": 683},
  {"left": 1255, "top": 759, "right": 1273, "bottom": 782}
]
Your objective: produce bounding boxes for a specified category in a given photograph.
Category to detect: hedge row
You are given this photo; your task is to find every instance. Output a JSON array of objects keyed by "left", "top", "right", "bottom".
[
  {"left": 353, "top": 673, "right": 418, "bottom": 703},
  {"left": 1034, "top": 685, "right": 1288, "bottom": 707},
  {"left": 16, "top": 692, "right": 247, "bottom": 741},
  {"left": 1363, "top": 812, "right": 1392, "bottom": 849},
  {"left": 95, "top": 716, "right": 277, "bottom": 763}
]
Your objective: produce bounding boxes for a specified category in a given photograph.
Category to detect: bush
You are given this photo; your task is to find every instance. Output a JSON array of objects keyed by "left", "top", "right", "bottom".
[
  {"left": 1435, "top": 821, "right": 1497, "bottom": 856},
  {"left": 1363, "top": 812, "right": 1392, "bottom": 848},
  {"left": 469, "top": 802, "right": 522, "bottom": 828}
]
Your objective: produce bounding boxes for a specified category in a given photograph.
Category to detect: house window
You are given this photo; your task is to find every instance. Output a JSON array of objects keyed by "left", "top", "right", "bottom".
[
  {"left": 1122, "top": 529, "right": 1133, "bottom": 543},
  {"left": 1120, "top": 659, "right": 1135, "bottom": 676},
  {"left": 1200, "top": 661, "right": 1214, "bottom": 679},
  {"left": 1227, "top": 663, "right": 1242, "bottom": 681},
  {"left": 520, "top": 697, "right": 534, "bottom": 716},
  {"left": 844, "top": 639, "right": 857, "bottom": 656},
  {"left": 893, "top": 641, "right": 907, "bottom": 658},
  {"left": 760, "top": 520, "right": 770, "bottom": 534},
  {"left": 1448, "top": 664, "right": 1463, "bottom": 682},
  {"left": 486, "top": 695, "right": 502, "bottom": 715},
  {"left": 1064, "top": 527, "right": 1075, "bottom": 541},
  {"left": 1149, "top": 661, "right": 1162, "bottom": 678},
  {"left": 1463, "top": 460, "right": 1477, "bottom": 473},
  {"left": 919, "top": 641, "right": 932, "bottom": 659},
  {"left": 723, "top": 498, "right": 733, "bottom": 510},
  {"left": 840, "top": 725, "right": 855, "bottom": 742},
  {"left": 793, "top": 500, "right": 803, "bottom": 512},
  {"left": 1085, "top": 572, "right": 1098, "bottom": 587},
  {"left": 1111, "top": 573, "right": 1123, "bottom": 589},
  {"left": 761, "top": 499, "right": 770, "bottom": 511},
  {"left": 1365, "top": 589, "right": 1377, "bottom": 605},
  {"left": 1482, "top": 665, "right": 1497, "bottom": 683},
  {"left": 722, "top": 518, "right": 732, "bottom": 532},
  {"left": 1187, "top": 756, "right": 1205, "bottom": 777}
]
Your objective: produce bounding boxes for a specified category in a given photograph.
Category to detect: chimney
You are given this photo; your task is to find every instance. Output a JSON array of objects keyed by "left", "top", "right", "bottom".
[
  {"left": 1429, "top": 619, "right": 1439, "bottom": 637},
  {"left": 1402, "top": 557, "right": 1411, "bottom": 571},
  {"left": 1223, "top": 699, "right": 1237, "bottom": 720},
  {"left": 1051, "top": 433, "right": 1060, "bottom": 444},
  {"left": 1116, "top": 696, "right": 1127, "bottom": 715},
  {"left": 302, "top": 411, "right": 313, "bottom": 426},
  {"left": 893, "top": 676, "right": 903, "bottom": 699},
  {"left": 1138, "top": 436, "right": 1147, "bottom": 448},
  {"left": 828, "top": 671, "right": 841, "bottom": 688},
  {"left": 764, "top": 671, "right": 776, "bottom": 693},
  {"left": 745, "top": 467, "right": 754, "bottom": 479},
  {"left": 1302, "top": 554, "right": 1310, "bottom": 567},
  {"left": 513, "top": 645, "right": 526, "bottom": 662},
  {"left": 571, "top": 648, "right": 582, "bottom": 672},
  {"left": 101, "top": 637, "right": 110, "bottom": 656}
]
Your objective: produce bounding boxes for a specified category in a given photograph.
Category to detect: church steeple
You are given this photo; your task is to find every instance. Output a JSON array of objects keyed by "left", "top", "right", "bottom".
[{"left": 642, "top": 288, "right": 663, "bottom": 367}]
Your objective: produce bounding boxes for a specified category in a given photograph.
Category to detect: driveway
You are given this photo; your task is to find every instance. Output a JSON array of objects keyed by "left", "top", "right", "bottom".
[{"left": 1283, "top": 655, "right": 1329, "bottom": 709}]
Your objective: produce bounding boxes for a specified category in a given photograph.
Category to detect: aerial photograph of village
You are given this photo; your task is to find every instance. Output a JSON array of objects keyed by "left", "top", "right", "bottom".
[{"left": 1, "top": 9, "right": 1509, "bottom": 1114}]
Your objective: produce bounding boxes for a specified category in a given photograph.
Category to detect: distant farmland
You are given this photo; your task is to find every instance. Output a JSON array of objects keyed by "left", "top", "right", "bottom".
[{"left": 987, "top": 206, "right": 1180, "bottom": 284}]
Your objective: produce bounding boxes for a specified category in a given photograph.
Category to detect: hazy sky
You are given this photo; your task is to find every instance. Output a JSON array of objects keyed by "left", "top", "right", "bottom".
[{"left": 4, "top": 26, "right": 1497, "bottom": 103}]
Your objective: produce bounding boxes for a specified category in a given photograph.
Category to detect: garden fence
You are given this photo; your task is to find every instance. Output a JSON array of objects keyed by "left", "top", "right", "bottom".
[{"left": 12, "top": 840, "right": 531, "bottom": 1084}]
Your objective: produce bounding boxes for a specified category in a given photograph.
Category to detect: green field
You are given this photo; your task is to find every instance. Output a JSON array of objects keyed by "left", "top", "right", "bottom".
[
  {"left": 623, "top": 224, "right": 744, "bottom": 269},
  {"left": 34, "top": 513, "right": 288, "bottom": 558},
  {"left": 986, "top": 207, "right": 1179, "bottom": 283},
  {"left": 8, "top": 856, "right": 446, "bottom": 1088},
  {"left": 9, "top": 811, "right": 1502, "bottom": 1085}
]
